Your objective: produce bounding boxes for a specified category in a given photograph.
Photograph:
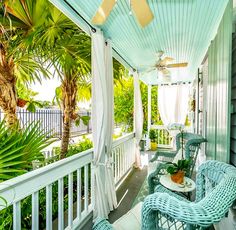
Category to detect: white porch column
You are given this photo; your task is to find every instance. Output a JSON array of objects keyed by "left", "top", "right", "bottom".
[
  {"left": 147, "top": 84, "right": 152, "bottom": 149},
  {"left": 91, "top": 29, "right": 109, "bottom": 219},
  {"left": 133, "top": 71, "right": 144, "bottom": 168}
]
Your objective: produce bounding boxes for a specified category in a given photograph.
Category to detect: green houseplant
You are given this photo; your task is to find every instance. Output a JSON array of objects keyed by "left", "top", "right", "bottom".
[
  {"left": 149, "top": 129, "right": 157, "bottom": 151},
  {"left": 166, "top": 159, "right": 190, "bottom": 184}
]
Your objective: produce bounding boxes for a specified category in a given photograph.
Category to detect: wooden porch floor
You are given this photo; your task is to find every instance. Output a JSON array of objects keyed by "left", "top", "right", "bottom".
[{"left": 81, "top": 151, "right": 154, "bottom": 229}]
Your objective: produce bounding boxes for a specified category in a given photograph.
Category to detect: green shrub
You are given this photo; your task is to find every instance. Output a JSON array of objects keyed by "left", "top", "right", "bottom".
[
  {"left": 52, "top": 136, "right": 93, "bottom": 158},
  {"left": 0, "top": 120, "right": 53, "bottom": 228},
  {"left": 0, "top": 120, "right": 53, "bottom": 182}
]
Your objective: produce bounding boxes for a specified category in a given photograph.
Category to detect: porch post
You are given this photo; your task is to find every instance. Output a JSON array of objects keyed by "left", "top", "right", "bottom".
[{"left": 147, "top": 84, "right": 152, "bottom": 149}]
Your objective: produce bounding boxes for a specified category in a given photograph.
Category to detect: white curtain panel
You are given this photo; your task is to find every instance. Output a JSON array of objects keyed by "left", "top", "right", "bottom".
[
  {"left": 104, "top": 40, "right": 117, "bottom": 211},
  {"left": 158, "top": 84, "right": 190, "bottom": 148},
  {"left": 91, "top": 29, "right": 109, "bottom": 219},
  {"left": 133, "top": 72, "right": 144, "bottom": 168},
  {"left": 158, "top": 84, "right": 190, "bottom": 126}
]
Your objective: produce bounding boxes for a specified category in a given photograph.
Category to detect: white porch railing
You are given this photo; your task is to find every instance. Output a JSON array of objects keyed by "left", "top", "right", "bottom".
[
  {"left": 0, "top": 149, "right": 93, "bottom": 230},
  {"left": 0, "top": 133, "right": 136, "bottom": 229},
  {"left": 151, "top": 125, "right": 172, "bottom": 148},
  {"left": 112, "top": 132, "right": 136, "bottom": 187}
]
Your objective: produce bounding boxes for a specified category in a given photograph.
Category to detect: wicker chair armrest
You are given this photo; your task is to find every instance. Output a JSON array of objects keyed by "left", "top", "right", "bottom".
[
  {"left": 142, "top": 192, "right": 216, "bottom": 230},
  {"left": 93, "top": 218, "right": 113, "bottom": 230},
  {"left": 148, "top": 163, "right": 167, "bottom": 194}
]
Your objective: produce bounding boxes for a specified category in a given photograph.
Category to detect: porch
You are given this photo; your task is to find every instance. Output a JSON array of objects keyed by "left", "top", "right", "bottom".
[{"left": 0, "top": 0, "right": 236, "bottom": 229}]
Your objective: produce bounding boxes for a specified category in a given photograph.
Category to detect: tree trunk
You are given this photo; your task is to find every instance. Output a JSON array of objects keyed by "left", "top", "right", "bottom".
[
  {"left": 60, "top": 77, "right": 77, "bottom": 159},
  {"left": 0, "top": 44, "right": 19, "bottom": 128}
]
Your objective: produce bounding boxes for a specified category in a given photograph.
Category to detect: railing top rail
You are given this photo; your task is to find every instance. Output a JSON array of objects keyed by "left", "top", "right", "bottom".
[
  {"left": 151, "top": 124, "right": 191, "bottom": 131},
  {"left": 0, "top": 149, "right": 93, "bottom": 209},
  {"left": 150, "top": 125, "right": 167, "bottom": 129},
  {"left": 112, "top": 132, "right": 135, "bottom": 148}
]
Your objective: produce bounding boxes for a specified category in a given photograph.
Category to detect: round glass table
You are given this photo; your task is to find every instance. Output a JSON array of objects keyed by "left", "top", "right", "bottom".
[{"left": 160, "top": 174, "right": 196, "bottom": 193}]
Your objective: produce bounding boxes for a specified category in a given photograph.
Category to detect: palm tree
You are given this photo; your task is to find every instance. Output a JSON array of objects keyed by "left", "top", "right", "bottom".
[
  {"left": 2, "top": 0, "right": 126, "bottom": 158},
  {"left": 0, "top": 0, "right": 49, "bottom": 127},
  {"left": 36, "top": 7, "right": 91, "bottom": 158}
]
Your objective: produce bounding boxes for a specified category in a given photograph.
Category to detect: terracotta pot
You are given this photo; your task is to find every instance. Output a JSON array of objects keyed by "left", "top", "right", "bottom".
[
  {"left": 17, "top": 98, "right": 27, "bottom": 108},
  {"left": 171, "top": 170, "right": 185, "bottom": 184},
  {"left": 150, "top": 142, "right": 157, "bottom": 151}
]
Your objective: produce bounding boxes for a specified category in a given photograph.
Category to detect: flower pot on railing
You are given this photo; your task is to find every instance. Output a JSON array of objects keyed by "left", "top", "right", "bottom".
[
  {"left": 149, "top": 129, "right": 158, "bottom": 151},
  {"left": 150, "top": 142, "right": 157, "bottom": 151}
]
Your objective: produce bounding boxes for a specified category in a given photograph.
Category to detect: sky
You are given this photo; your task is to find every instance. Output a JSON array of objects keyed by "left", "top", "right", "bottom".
[
  {"left": 30, "top": 78, "right": 91, "bottom": 110},
  {"left": 31, "top": 78, "right": 61, "bottom": 102}
]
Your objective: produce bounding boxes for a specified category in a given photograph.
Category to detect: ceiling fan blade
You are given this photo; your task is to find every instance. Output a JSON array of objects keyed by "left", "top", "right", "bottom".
[
  {"left": 163, "top": 57, "right": 174, "bottom": 63},
  {"left": 160, "top": 57, "right": 174, "bottom": 65},
  {"left": 131, "top": 0, "right": 154, "bottom": 28},
  {"left": 91, "top": 0, "right": 116, "bottom": 25},
  {"left": 167, "top": 63, "right": 188, "bottom": 68}
]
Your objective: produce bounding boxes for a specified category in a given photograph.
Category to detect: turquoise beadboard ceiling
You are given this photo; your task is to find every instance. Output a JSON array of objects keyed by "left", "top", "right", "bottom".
[{"left": 51, "top": 0, "right": 230, "bottom": 84}]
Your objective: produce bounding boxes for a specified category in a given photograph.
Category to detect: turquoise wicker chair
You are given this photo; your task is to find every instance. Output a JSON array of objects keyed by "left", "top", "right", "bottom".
[
  {"left": 150, "top": 132, "right": 206, "bottom": 163},
  {"left": 93, "top": 161, "right": 236, "bottom": 230},
  {"left": 148, "top": 132, "right": 206, "bottom": 194}
]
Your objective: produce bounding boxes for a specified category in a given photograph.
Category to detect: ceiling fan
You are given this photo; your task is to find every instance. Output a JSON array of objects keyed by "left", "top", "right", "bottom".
[
  {"left": 91, "top": 0, "right": 154, "bottom": 28},
  {"left": 146, "top": 51, "right": 188, "bottom": 76}
]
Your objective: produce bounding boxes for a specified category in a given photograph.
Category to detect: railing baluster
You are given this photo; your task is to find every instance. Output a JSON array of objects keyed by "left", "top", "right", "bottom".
[
  {"left": 68, "top": 173, "right": 73, "bottom": 228},
  {"left": 58, "top": 178, "right": 64, "bottom": 230},
  {"left": 32, "top": 192, "right": 39, "bottom": 230},
  {"left": 46, "top": 184, "right": 52, "bottom": 230},
  {"left": 77, "top": 168, "right": 82, "bottom": 220},
  {"left": 84, "top": 164, "right": 89, "bottom": 213},
  {"left": 114, "top": 149, "right": 117, "bottom": 183},
  {"left": 13, "top": 201, "right": 21, "bottom": 230}
]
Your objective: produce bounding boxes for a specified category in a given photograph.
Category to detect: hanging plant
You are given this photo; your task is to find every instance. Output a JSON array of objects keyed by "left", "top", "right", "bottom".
[{"left": 17, "top": 98, "right": 28, "bottom": 107}]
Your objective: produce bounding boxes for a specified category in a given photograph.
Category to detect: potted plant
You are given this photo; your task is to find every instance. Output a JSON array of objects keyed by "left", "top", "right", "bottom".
[
  {"left": 166, "top": 159, "right": 190, "bottom": 184},
  {"left": 149, "top": 129, "right": 157, "bottom": 151}
]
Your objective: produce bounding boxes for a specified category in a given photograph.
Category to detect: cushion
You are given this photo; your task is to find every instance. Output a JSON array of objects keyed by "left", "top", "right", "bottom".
[{"left": 112, "top": 202, "right": 142, "bottom": 230}]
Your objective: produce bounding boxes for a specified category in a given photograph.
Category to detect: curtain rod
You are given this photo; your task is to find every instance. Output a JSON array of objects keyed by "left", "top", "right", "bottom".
[
  {"left": 63, "top": 0, "right": 136, "bottom": 71},
  {"left": 64, "top": 0, "right": 97, "bottom": 32}
]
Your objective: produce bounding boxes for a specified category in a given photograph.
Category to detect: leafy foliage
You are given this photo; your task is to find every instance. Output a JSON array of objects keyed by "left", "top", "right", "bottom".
[
  {"left": 0, "top": 120, "right": 53, "bottom": 182},
  {"left": 114, "top": 77, "right": 162, "bottom": 132},
  {"left": 52, "top": 136, "right": 93, "bottom": 158},
  {"left": 149, "top": 129, "right": 157, "bottom": 142},
  {"left": 166, "top": 159, "right": 190, "bottom": 175}
]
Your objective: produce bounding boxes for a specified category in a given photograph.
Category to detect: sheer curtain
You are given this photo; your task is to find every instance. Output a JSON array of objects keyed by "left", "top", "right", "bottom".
[
  {"left": 104, "top": 40, "right": 117, "bottom": 211},
  {"left": 133, "top": 72, "right": 144, "bottom": 168},
  {"left": 91, "top": 31, "right": 118, "bottom": 219},
  {"left": 91, "top": 29, "right": 109, "bottom": 219},
  {"left": 158, "top": 84, "right": 190, "bottom": 126},
  {"left": 158, "top": 84, "right": 190, "bottom": 146}
]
